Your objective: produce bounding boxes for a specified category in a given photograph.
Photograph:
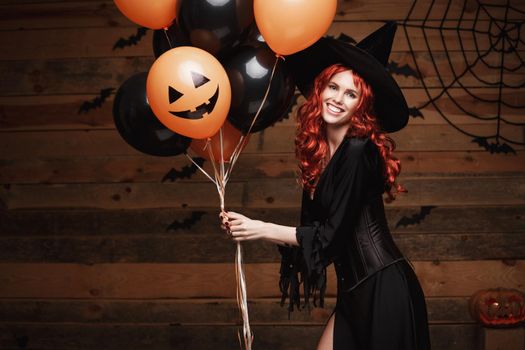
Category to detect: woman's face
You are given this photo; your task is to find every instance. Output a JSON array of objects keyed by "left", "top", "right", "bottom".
[{"left": 320, "top": 70, "right": 361, "bottom": 127}]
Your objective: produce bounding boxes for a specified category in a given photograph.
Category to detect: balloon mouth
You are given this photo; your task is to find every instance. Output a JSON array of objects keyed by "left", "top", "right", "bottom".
[{"left": 169, "top": 86, "right": 219, "bottom": 120}]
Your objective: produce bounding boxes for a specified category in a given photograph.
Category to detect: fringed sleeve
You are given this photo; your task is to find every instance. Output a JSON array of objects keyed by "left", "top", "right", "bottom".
[
  {"left": 296, "top": 221, "right": 328, "bottom": 309},
  {"left": 277, "top": 223, "right": 330, "bottom": 317},
  {"left": 277, "top": 245, "right": 302, "bottom": 315},
  {"left": 278, "top": 138, "right": 376, "bottom": 316}
]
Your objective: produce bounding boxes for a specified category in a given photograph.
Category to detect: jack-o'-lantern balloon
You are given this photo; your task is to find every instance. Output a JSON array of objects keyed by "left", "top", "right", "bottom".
[{"left": 147, "top": 46, "right": 232, "bottom": 139}]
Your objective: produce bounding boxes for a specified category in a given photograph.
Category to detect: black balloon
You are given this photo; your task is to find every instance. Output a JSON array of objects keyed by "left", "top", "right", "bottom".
[
  {"left": 177, "top": 0, "right": 254, "bottom": 58},
  {"left": 113, "top": 73, "right": 191, "bottom": 157},
  {"left": 224, "top": 36, "right": 295, "bottom": 133},
  {"left": 239, "top": 21, "right": 266, "bottom": 47},
  {"left": 152, "top": 22, "right": 190, "bottom": 58}
]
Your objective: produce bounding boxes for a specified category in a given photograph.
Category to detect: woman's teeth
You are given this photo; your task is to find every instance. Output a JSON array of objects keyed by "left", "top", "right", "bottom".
[{"left": 327, "top": 103, "right": 344, "bottom": 113}]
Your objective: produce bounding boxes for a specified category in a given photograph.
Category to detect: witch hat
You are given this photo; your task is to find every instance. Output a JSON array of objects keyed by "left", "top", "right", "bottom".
[{"left": 284, "top": 21, "right": 408, "bottom": 133}]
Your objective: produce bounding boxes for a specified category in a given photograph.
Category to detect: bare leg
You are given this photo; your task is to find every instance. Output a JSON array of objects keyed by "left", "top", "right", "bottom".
[{"left": 316, "top": 311, "right": 335, "bottom": 350}]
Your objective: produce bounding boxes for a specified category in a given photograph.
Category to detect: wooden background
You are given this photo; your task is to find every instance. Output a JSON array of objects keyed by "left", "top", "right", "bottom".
[{"left": 0, "top": 0, "right": 524, "bottom": 349}]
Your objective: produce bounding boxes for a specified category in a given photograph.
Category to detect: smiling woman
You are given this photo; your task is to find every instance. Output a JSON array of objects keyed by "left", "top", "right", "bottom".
[
  {"left": 146, "top": 46, "right": 232, "bottom": 139},
  {"left": 220, "top": 22, "right": 432, "bottom": 350}
]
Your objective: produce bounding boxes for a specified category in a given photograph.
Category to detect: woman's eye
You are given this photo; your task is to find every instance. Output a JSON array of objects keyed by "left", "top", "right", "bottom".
[{"left": 329, "top": 84, "right": 337, "bottom": 90}]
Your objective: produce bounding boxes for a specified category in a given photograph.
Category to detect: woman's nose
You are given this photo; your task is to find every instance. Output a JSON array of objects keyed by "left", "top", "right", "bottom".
[{"left": 332, "top": 92, "right": 344, "bottom": 104}]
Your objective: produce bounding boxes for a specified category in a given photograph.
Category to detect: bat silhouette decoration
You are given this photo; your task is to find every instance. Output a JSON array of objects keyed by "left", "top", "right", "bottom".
[
  {"left": 78, "top": 88, "right": 115, "bottom": 114},
  {"left": 409, "top": 107, "right": 424, "bottom": 119},
  {"left": 166, "top": 211, "right": 206, "bottom": 231},
  {"left": 161, "top": 157, "right": 206, "bottom": 182},
  {"left": 395, "top": 205, "right": 437, "bottom": 228},
  {"left": 113, "top": 27, "right": 148, "bottom": 50},
  {"left": 14, "top": 334, "right": 29, "bottom": 349},
  {"left": 472, "top": 137, "right": 516, "bottom": 154},
  {"left": 387, "top": 61, "right": 420, "bottom": 79}
]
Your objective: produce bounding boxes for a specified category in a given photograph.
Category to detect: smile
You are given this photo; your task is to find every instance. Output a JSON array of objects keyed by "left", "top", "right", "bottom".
[
  {"left": 169, "top": 86, "right": 219, "bottom": 120},
  {"left": 326, "top": 102, "right": 345, "bottom": 114}
]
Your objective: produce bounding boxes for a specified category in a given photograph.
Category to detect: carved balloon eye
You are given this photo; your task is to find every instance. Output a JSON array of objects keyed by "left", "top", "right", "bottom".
[
  {"left": 191, "top": 71, "right": 210, "bottom": 88},
  {"left": 169, "top": 86, "right": 183, "bottom": 104}
]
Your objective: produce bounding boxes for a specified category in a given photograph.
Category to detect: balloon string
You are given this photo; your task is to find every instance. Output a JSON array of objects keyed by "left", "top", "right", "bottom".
[
  {"left": 209, "top": 134, "right": 252, "bottom": 349},
  {"left": 184, "top": 152, "right": 217, "bottom": 186},
  {"left": 228, "top": 56, "right": 282, "bottom": 350},
  {"left": 187, "top": 54, "right": 282, "bottom": 350},
  {"left": 219, "top": 126, "right": 227, "bottom": 188},
  {"left": 225, "top": 134, "right": 245, "bottom": 184},
  {"left": 225, "top": 55, "right": 281, "bottom": 182},
  {"left": 185, "top": 139, "right": 251, "bottom": 349},
  {"left": 213, "top": 131, "right": 252, "bottom": 349},
  {"left": 205, "top": 139, "right": 226, "bottom": 209},
  {"left": 236, "top": 241, "right": 254, "bottom": 350},
  {"left": 163, "top": 28, "right": 173, "bottom": 49},
  {"left": 244, "top": 55, "right": 281, "bottom": 135}
]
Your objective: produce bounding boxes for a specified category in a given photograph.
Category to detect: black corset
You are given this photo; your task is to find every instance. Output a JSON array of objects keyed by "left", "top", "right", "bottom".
[{"left": 332, "top": 195, "right": 408, "bottom": 292}]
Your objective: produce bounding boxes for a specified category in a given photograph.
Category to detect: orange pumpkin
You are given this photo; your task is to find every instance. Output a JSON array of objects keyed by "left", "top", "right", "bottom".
[
  {"left": 147, "top": 46, "right": 231, "bottom": 139},
  {"left": 469, "top": 288, "right": 525, "bottom": 327}
]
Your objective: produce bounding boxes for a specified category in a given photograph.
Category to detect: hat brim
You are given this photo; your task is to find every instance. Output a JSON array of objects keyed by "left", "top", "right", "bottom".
[{"left": 284, "top": 37, "right": 408, "bottom": 133}]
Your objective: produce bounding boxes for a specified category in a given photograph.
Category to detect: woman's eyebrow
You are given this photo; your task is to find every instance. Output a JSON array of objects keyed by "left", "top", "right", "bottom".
[
  {"left": 330, "top": 81, "right": 359, "bottom": 94},
  {"left": 344, "top": 87, "right": 359, "bottom": 94}
]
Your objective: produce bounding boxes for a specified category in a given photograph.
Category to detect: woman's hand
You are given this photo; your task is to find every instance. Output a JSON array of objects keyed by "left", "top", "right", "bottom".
[
  {"left": 219, "top": 211, "right": 268, "bottom": 242},
  {"left": 219, "top": 211, "right": 298, "bottom": 246}
]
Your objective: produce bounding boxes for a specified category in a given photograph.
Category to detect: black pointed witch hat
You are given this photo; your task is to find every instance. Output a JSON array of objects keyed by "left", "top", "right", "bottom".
[{"left": 284, "top": 21, "right": 408, "bottom": 133}]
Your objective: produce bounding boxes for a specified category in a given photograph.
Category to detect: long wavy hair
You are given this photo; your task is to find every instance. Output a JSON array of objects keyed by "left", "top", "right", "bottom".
[{"left": 295, "top": 63, "right": 406, "bottom": 201}]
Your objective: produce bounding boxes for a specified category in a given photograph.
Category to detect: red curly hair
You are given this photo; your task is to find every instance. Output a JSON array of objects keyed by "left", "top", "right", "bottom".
[{"left": 295, "top": 63, "right": 406, "bottom": 201}]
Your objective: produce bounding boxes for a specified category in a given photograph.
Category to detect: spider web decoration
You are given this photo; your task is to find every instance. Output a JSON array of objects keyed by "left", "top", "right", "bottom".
[{"left": 401, "top": 0, "right": 525, "bottom": 154}]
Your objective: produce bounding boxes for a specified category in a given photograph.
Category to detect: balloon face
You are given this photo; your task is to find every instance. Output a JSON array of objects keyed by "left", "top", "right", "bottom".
[
  {"left": 147, "top": 46, "right": 232, "bottom": 139},
  {"left": 167, "top": 71, "right": 220, "bottom": 120}
]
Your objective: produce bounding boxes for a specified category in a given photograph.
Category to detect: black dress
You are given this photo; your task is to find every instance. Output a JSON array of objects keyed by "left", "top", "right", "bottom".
[{"left": 278, "top": 136, "right": 431, "bottom": 349}]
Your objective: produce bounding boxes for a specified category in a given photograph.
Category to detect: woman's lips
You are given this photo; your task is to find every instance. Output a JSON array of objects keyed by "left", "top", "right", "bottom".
[{"left": 326, "top": 102, "right": 345, "bottom": 114}]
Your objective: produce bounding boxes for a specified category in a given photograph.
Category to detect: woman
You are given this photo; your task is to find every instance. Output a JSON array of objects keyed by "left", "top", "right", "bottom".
[{"left": 221, "top": 22, "right": 431, "bottom": 350}]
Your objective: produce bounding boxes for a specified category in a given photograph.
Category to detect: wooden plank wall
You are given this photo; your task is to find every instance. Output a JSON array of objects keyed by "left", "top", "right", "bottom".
[{"left": 0, "top": 0, "right": 524, "bottom": 349}]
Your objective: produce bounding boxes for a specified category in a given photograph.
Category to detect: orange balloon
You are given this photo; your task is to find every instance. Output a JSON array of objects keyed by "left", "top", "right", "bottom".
[
  {"left": 114, "top": 0, "right": 178, "bottom": 30},
  {"left": 254, "top": 0, "right": 337, "bottom": 55},
  {"left": 147, "top": 46, "right": 231, "bottom": 139},
  {"left": 190, "top": 121, "right": 248, "bottom": 162}
]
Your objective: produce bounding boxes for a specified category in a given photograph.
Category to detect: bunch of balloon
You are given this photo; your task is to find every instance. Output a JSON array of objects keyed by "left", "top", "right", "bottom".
[
  {"left": 115, "top": 1, "right": 256, "bottom": 348},
  {"left": 146, "top": 3, "right": 260, "bottom": 349}
]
